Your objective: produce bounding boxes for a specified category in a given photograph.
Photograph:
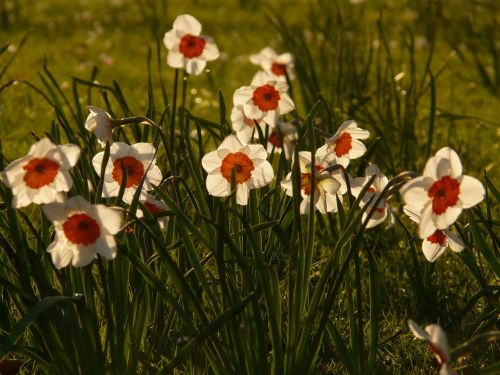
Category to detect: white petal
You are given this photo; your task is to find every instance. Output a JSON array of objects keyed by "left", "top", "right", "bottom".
[
  {"left": 206, "top": 173, "right": 230, "bottom": 197},
  {"left": 400, "top": 176, "right": 433, "bottom": 211},
  {"left": 243, "top": 102, "right": 263, "bottom": 120},
  {"left": 233, "top": 87, "right": 253, "bottom": 106},
  {"left": 403, "top": 206, "right": 421, "bottom": 224},
  {"left": 57, "top": 144, "right": 81, "bottom": 168},
  {"left": 95, "top": 205, "right": 122, "bottom": 234},
  {"left": 425, "top": 324, "right": 451, "bottom": 363},
  {"left": 250, "top": 160, "right": 274, "bottom": 188},
  {"left": 110, "top": 142, "right": 131, "bottom": 159},
  {"left": 219, "top": 134, "right": 244, "bottom": 152},
  {"left": 419, "top": 203, "right": 437, "bottom": 239},
  {"left": 423, "top": 155, "right": 440, "bottom": 179},
  {"left": 167, "top": 51, "right": 184, "bottom": 69},
  {"left": 251, "top": 71, "right": 273, "bottom": 86},
  {"left": 145, "top": 165, "right": 163, "bottom": 187},
  {"left": 131, "top": 143, "right": 156, "bottom": 160},
  {"left": 262, "top": 110, "right": 278, "bottom": 126},
  {"left": 349, "top": 139, "right": 367, "bottom": 159},
  {"left": 92, "top": 151, "right": 105, "bottom": 176},
  {"left": 408, "top": 320, "right": 430, "bottom": 340},
  {"left": 280, "top": 177, "right": 294, "bottom": 197},
  {"left": 245, "top": 143, "right": 268, "bottom": 161},
  {"left": 173, "top": 14, "right": 202, "bottom": 35},
  {"left": 435, "top": 147, "right": 462, "bottom": 178},
  {"left": 236, "top": 183, "right": 249, "bottom": 205},
  {"left": 201, "top": 150, "right": 222, "bottom": 173},
  {"left": 349, "top": 127, "right": 370, "bottom": 140},
  {"left": 458, "top": 175, "right": 485, "bottom": 208},
  {"left": 201, "top": 39, "right": 219, "bottom": 61},
  {"left": 319, "top": 177, "right": 341, "bottom": 195},
  {"left": 71, "top": 246, "right": 97, "bottom": 267},
  {"left": 422, "top": 239, "right": 447, "bottom": 262},
  {"left": 445, "top": 230, "right": 464, "bottom": 252},
  {"left": 433, "top": 205, "right": 462, "bottom": 230},
  {"left": 43, "top": 201, "right": 67, "bottom": 224},
  {"left": 47, "top": 239, "right": 73, "bottom": 269},
  {"left": 94, "top": 235, "right": 117, "bottom": 260},
  {"left": 28, "top": 138, "right": 55, "bottom": 157},
  {"left": 163, "top": 29, "right": 179, "bottom": 50},
  {"left": 278, "top": 93, "right": 295, "bottom": 114},
  {"left": 184, "top": 58, "right": 207, "bottom": 76}
]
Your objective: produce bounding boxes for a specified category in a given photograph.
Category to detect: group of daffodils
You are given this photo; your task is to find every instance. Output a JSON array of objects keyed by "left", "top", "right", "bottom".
[{"left": 0, "top": 14, "right": 487, "bottom": 373}]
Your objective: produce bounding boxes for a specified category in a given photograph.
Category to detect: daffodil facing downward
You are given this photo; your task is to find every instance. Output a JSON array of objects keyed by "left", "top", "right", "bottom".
[
  {"left": 400, "top": 147, "right": 485, "bottom": 239},
  {"left": 163, "top": 14, "right": 219, "bottom": 76},
  {"left": 201, "top": 135, "right": 274, "bottom": 205},
  {"left": 43, "top": 196, "right": 122, "bottom": 268},
  {"left": 408, "top": 320, "right": 457, "bottom": 375},
  {"left": 281, "top": 151, "right": 342, "bottom": 214},
  {"left": 137, "top": 194, "right": 170, "bottom": 230},
  {"left": 1, "top": 137, "right": 80, "bottom": 208},
  {"left": 403, "top": 206, "right": 464, "bottom": 262},
  {"left": 92, "top": 142, "right": 162, "bottom": 204},
  {"left": 350, "top": 164, "right": 395, "bottom": 229}
]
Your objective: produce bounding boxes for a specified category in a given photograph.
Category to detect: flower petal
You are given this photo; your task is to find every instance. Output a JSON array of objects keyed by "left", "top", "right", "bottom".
[
  {"left": 201, "top": 150, "right": 221, "bottom": 173},
  {"left": 436, "top": 147, "right": 462, "bottom": 178},
  {"left": 458, "top": 175, "right": 485, "bottom": 208},
  {"left": 184, "top": 58, "right": 207, "bottom": 76},
  {"left": 408, "top": 320, "right": 430, "bottom": 340},
  {"left": 206, "top": 173, "right": 230, "bottom": 197},
  {"left": 173, "top": 14, "right": 202, "bottom": 36},
  {"left": 445, "top": 230, "right": 464, "bottom": 253},
  {"left": 167, "top": 50, "right": 184, "bottom": 69},
  {"left": 422, "top": 240, "right": 447, "bottom": 262},
  {"left": 250, "top": 160, "right": 274, "bottom": 188}
]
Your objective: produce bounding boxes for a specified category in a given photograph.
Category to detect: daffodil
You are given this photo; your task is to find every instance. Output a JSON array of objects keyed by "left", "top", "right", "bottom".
[
  {"left": 250, "top": 47, "right": 294, "bottom": 81},
  {"left": 43, "top": 196, "right": 122, "bottom": 268},
  {"left": 92, "top": 142, "right": 162, "bottom": 204},
  {"left": 400, "top": 147, "right": 485, "bottom": 238},
  {"left": 1, "top": 138, "right": 80, "bottom": 208},
  {"left": 281, "top": 151, "right": 342, "bottom": 214},
  {"left": 163, "top": 14, "right": 219, "bottom": 76},
  {"left": 201, "top": 135, "right": 274, "bottom": 205}
]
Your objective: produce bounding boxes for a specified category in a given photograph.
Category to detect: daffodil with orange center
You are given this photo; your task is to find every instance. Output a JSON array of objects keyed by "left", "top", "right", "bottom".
[
  {"left": 249, "top": 47, "right": 295, "bottom": 81},
  {"left": 163, "top": 14, "right": 219, "bottom": 76},
  {"left": 281, "top": 151, "right": 342, "bottom": 214},
  {"left": 43, "top": 196, "right": 122, "bottom": 268},
  {"left": 233, "top": 71, "right": 294, "bottom": 127},
  {"left": 201, "top": 135, "right": 274, "bottom": 205},
  {"left": 92, "top": 142, "right": 162, "bottom": 204},
  {"left": 400, "top": 147, "right": 485, "bottom": 239},
  {"left": 316, "top": 120, "right": 370, "bottom": 167},
  {"left": 1, "top": 138, "right": 80, "bottom": 208}
]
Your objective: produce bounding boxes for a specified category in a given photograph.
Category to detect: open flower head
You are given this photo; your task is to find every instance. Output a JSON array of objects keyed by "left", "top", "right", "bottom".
[
  {"left": 43, "top": 196, "right": 122, "bottom": 268},
  {"left": 316, "top": 120, "right": 370, "bottom": 167},
  {"left": 233, "top": 71, "right": 294, "bottom": 126},
  {"left": 92, "top": 142, "right": 162, "bottom": 204},
  {"left": 137, "top": 194, "right": 170, "bottom": 229},
  {"left": 404, "top": 206, "right": 464, "bottom": 262},
  {"left": 163, "top": 14, "right": 219, "bottom": 76},
  {"left": 267, "top": 121, "right": 298, "bottom": 160},
  {"left": 400, "top": 147, "right": 485, "bottom": 238},
  {"left": 250, "top": 47, "right": 295, "bottom": 81},
  {"left": 231, "top": 104, "right": 266, "bottom": 144},
  {"left": 201, "top": 135, "right": 274, "bottom": 205},
  {"left": 1, "top": 137, "right": 80, "bottom": 208},
  {"left": 350, "top": 164, "right": 395, "bottom": 228},
  {"left": 85, "top": 106, "right": 113, "bottom": 146},
  {"left": 408, "top": 320, "right": 457, "bottom": 375},
  {"left": 281, "top": 151, "right": 342, "bottom": 214}
]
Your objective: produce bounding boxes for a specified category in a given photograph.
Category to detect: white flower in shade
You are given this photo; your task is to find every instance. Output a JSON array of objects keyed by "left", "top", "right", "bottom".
[
  {"left": 350, "top": 164, "right": 395, "bottom": 229},
  {"left": 316, "top": 120, "right": 370, "bottom": 167},
  {"left": 85, "top": 106, "right": 113, "bottom": 145},
  {"left": 400, "top": 147, "right": 485, "bottom": 239},
  {"left": 92, "top": 142, "right": 162, "bottom": 204},
  {"left": 43, "top": 196, "right": 122, "bottom": 268},
  {"left": 201, "top": 135, "right": 274, "bottom": 205},
  {"left": 233, "top": 71, "right": 294, "bottom": 126},
  {"left": 249, "top": 47, "right": 294, "bottom": 81},
  {"left": 1, "top": 138, "right": 80, "bottom": 208},
  {"left": 163, "top": 14, "right": 219, "bottom": 76},
  {"left": 404, "top": 206, "right": 464, "bottom": 262},
  {"left": 231, "top": 105, "right": 266, "bottom": 144},
  {"left": 281, "top": 151, "right": 342, "bottom": 214},
  {"left": 267, "top": 121, "right": 298, "bottom": 160},
  {"left": 137, "top": 194, "right": 170, "bottom": 229},
  {"left": 408, "top": 320, "right": 457, "bottom": 375}
]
